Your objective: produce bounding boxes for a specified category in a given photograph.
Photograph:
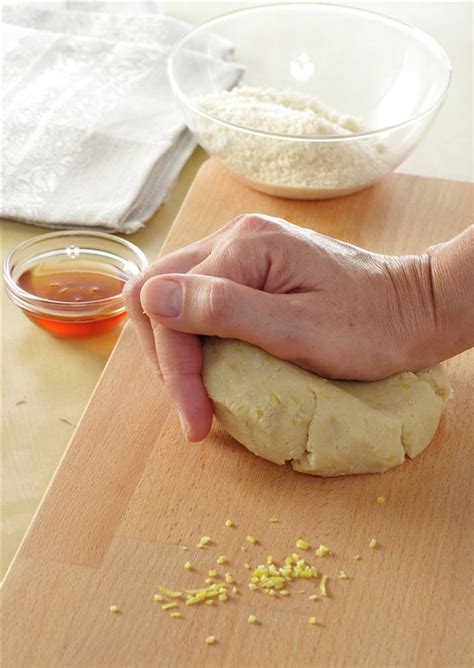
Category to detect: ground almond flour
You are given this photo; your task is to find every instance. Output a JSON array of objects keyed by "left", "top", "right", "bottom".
[{"left": 195, "top": 86, "right": 391, "bottom": 198}]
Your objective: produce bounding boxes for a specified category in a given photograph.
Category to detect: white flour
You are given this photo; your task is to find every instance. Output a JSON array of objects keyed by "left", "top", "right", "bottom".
[{"left": 194, "top": 86, "right": 391, "bottom": 198}]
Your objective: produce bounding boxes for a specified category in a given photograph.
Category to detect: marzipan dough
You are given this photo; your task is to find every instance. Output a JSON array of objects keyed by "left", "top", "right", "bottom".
[{"left": 202, "top": 338, "right": 452, "bottom": 477}]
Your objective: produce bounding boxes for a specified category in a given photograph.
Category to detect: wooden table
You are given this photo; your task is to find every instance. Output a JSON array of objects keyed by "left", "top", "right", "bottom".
[
  {"left": 3, "top": 160, "right": 473, "bottom": 667},
  {"left": 1, "top": 149, "right": 207, "bottom": 578}
]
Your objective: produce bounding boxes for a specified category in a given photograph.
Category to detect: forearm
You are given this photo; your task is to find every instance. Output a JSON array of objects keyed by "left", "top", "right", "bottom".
[{"left": 428, "top": 224, "right": 474, "bottom": 361}]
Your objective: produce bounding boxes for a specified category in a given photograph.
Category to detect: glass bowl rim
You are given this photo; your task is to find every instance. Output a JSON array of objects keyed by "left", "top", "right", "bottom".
[
  {"left": 167, "top": 1, "right": 452, "bottom": 142},
  {"left": 3, "top": 229, "right": 148, "bottom": 310}
]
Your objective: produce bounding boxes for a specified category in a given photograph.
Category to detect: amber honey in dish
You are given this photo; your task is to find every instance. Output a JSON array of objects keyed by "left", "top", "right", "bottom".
[{"left": 18, "top": 258, "right": 128, "bottom": 338}]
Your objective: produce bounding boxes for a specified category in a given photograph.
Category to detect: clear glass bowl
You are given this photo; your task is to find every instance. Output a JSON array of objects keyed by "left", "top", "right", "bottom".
[
  {"left": 168, "top": 3, "right": 451, "bottom": 199},
  {"left": 3, "top": 231, "right": 148, "bottom": 338}
]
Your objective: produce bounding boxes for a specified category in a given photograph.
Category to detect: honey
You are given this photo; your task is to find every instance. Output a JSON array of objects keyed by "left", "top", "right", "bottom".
[{"left": 17, "top": 258, "right": 128, "bottom": 338}]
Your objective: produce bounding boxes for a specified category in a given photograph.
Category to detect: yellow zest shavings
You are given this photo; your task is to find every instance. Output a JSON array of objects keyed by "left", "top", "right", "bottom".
[
  {"left": 244, "top": 563, "right": 251, "bottom": 570},
  {"left": 232, "top": 586, "right": 238, "bottom": 594},
  {"left": 184, "top": 561, "right": 192, "bottom": 571},
  {"left": 269, "top": 518, "right": 279, "bottom": 523},
  {"left": 267, "top": 555, "right": 273, "bottom": 564},
  {"left": 225, "top": 572, "right": 234, "bottom": 584},
  {"left": 225, "top": 519, "right": 234, "bottom": 528},
  {"left": 158, "top": 586, "right": 183, "bottom": 599},
  {"left": 246, "top": 535, "right": 257, "bottom": 544},
  {"left": 376, "top": 496, "right": 385, "bottom": 504},
  {"left": 320, "top": 574, "right": 329, "bottom": 597},
  {"left": 205, "top": 600, "right": 214, "bottom": 606},
  {"left": 308, "top": 616, "right": 317, "bottom": 625},
  {"left": 352, "top": 554, "right": 361, "bottom": 561},
  {"left": 162, "top": 602, "right": 178, "bottom": 610},
  {"left": 270, "top": 392, "right": 281, "bottom": 405},
  {"left": 248, "top": 556, "right": 318, "bottom": 596},
  {"left": 153, "top": 593, "right": 164, "bottom": 602},
  {"left": 218, "top": 593, "right": 228, "bottom": 602},
  {"left": 369, "top": 538, "right": 379, "bottom": 549},
  {"left": 280, "top": 589, "right": 289, "bottom": 596},
  {"left": 204, "top": 578, "right": 213, "bottom": 585},
  {"left": 183, "top": 581, "right": 231, "bottom": 606},
  {"left": 217, "top": 556, "right": 227, "bottom": 565},
  {"left": 208, "top": 569, "right": 217, "bottom": 577},
  {"left": 338, "top": 571, "right": 350, "bottom": 580},
  {"left": 204, "top": 635, "right": 216, "bottom": 645},
  {"left": 296, "top": 539, "right": 310, "bottom": 550},
  {"left": 308, "top": 594, "right": 319, "bottom": 601},
  {"left": 109, "top": 605, "right": 119, "bottom": 613},
  {"left": 170, "top": 611, "right": 182, "bottom": 619},
  {"left": 196, "top": 536, "right": 211, "bottom": 548},
  {"left": 247, "top": 614, "right": 257, "bottom": 624},
  {"left": 315, "top": 544, "right": 331, "bottom": 557}
]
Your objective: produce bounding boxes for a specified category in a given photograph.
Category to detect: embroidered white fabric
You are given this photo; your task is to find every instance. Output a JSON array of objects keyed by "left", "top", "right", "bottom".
[{"left": 1, "top": 5, "right": 243, "bottom": 233}]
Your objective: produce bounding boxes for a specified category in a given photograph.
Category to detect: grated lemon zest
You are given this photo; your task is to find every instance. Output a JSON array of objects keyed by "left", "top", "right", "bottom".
[
  {"left": 109, "top": 605, "right": 119, "bottom": 613},
  {"left": 158, "top": 586, "right": 183, "bottom": 599},
  {"left": 296, "top": 539, "right": 310, "bottom": 550},
  {"left": 369, "top": 538, "right": 379, "bottom": 549},
  {"left": 315, "top": 544, "right": 331, "bottom": 558},
  {"left": 161, "top": 602, "right": 178, "bottom": 610},
  {"left": 320, "top": 574, "right": 329, "bottom": 597}
]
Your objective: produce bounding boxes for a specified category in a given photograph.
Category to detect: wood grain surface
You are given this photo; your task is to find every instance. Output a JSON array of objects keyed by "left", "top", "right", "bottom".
[{"left": 3, "top": 160, "right": 473, "bottom": 667}]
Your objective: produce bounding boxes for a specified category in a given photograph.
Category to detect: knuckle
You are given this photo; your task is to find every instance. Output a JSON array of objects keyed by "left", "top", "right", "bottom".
[{"left": 233, "top": 213, "right": 269, "bottom": 235}]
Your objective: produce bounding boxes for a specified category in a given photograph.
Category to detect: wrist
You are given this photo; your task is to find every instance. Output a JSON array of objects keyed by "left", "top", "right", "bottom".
[
  {"left": 383, "top": 253, "right": 439, "bottom": 372},
  {"left": 427, "top": 225, "right": 474, "bottom": 360}
]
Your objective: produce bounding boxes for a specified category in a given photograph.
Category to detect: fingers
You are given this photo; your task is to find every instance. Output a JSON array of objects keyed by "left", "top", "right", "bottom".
[
  {"left": 140, "top": 273, "right": 304, "bottom": 358},
  {"left": 122, "top": 244, "right": 211, "bottom": 374},
  {"left": 150, "top": 327, "right": 213, "bottom": 442}
]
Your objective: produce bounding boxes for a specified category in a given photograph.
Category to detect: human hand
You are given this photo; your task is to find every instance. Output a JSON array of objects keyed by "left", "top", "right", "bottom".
[{"left": 124, "top": 214, "right": 439, "bottom": 441}]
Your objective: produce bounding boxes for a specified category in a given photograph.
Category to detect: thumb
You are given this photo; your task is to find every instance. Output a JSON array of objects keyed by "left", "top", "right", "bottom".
[{"left": 140, "top": 273, "right": 304, "bottom": 354}]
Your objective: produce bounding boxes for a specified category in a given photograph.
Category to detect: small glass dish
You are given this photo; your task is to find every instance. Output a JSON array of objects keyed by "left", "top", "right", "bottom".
[{"left": 3, "top": 231, "right": 148, "bottom": 338}]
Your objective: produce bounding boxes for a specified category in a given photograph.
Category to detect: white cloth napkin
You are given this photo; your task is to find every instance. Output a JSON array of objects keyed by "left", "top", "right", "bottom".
[{"left": 1, "top": 5, "right": 243, "bottom": 233}]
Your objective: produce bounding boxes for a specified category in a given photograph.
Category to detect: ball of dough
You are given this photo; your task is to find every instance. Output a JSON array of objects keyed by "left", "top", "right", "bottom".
[{"left": 202, "top": 338, "right": 452, "bottom": 477}]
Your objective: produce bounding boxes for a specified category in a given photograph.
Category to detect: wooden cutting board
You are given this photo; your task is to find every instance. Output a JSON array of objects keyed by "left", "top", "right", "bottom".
[{"left": 3, "top": 160, "right": 473, "bottom": 667}]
